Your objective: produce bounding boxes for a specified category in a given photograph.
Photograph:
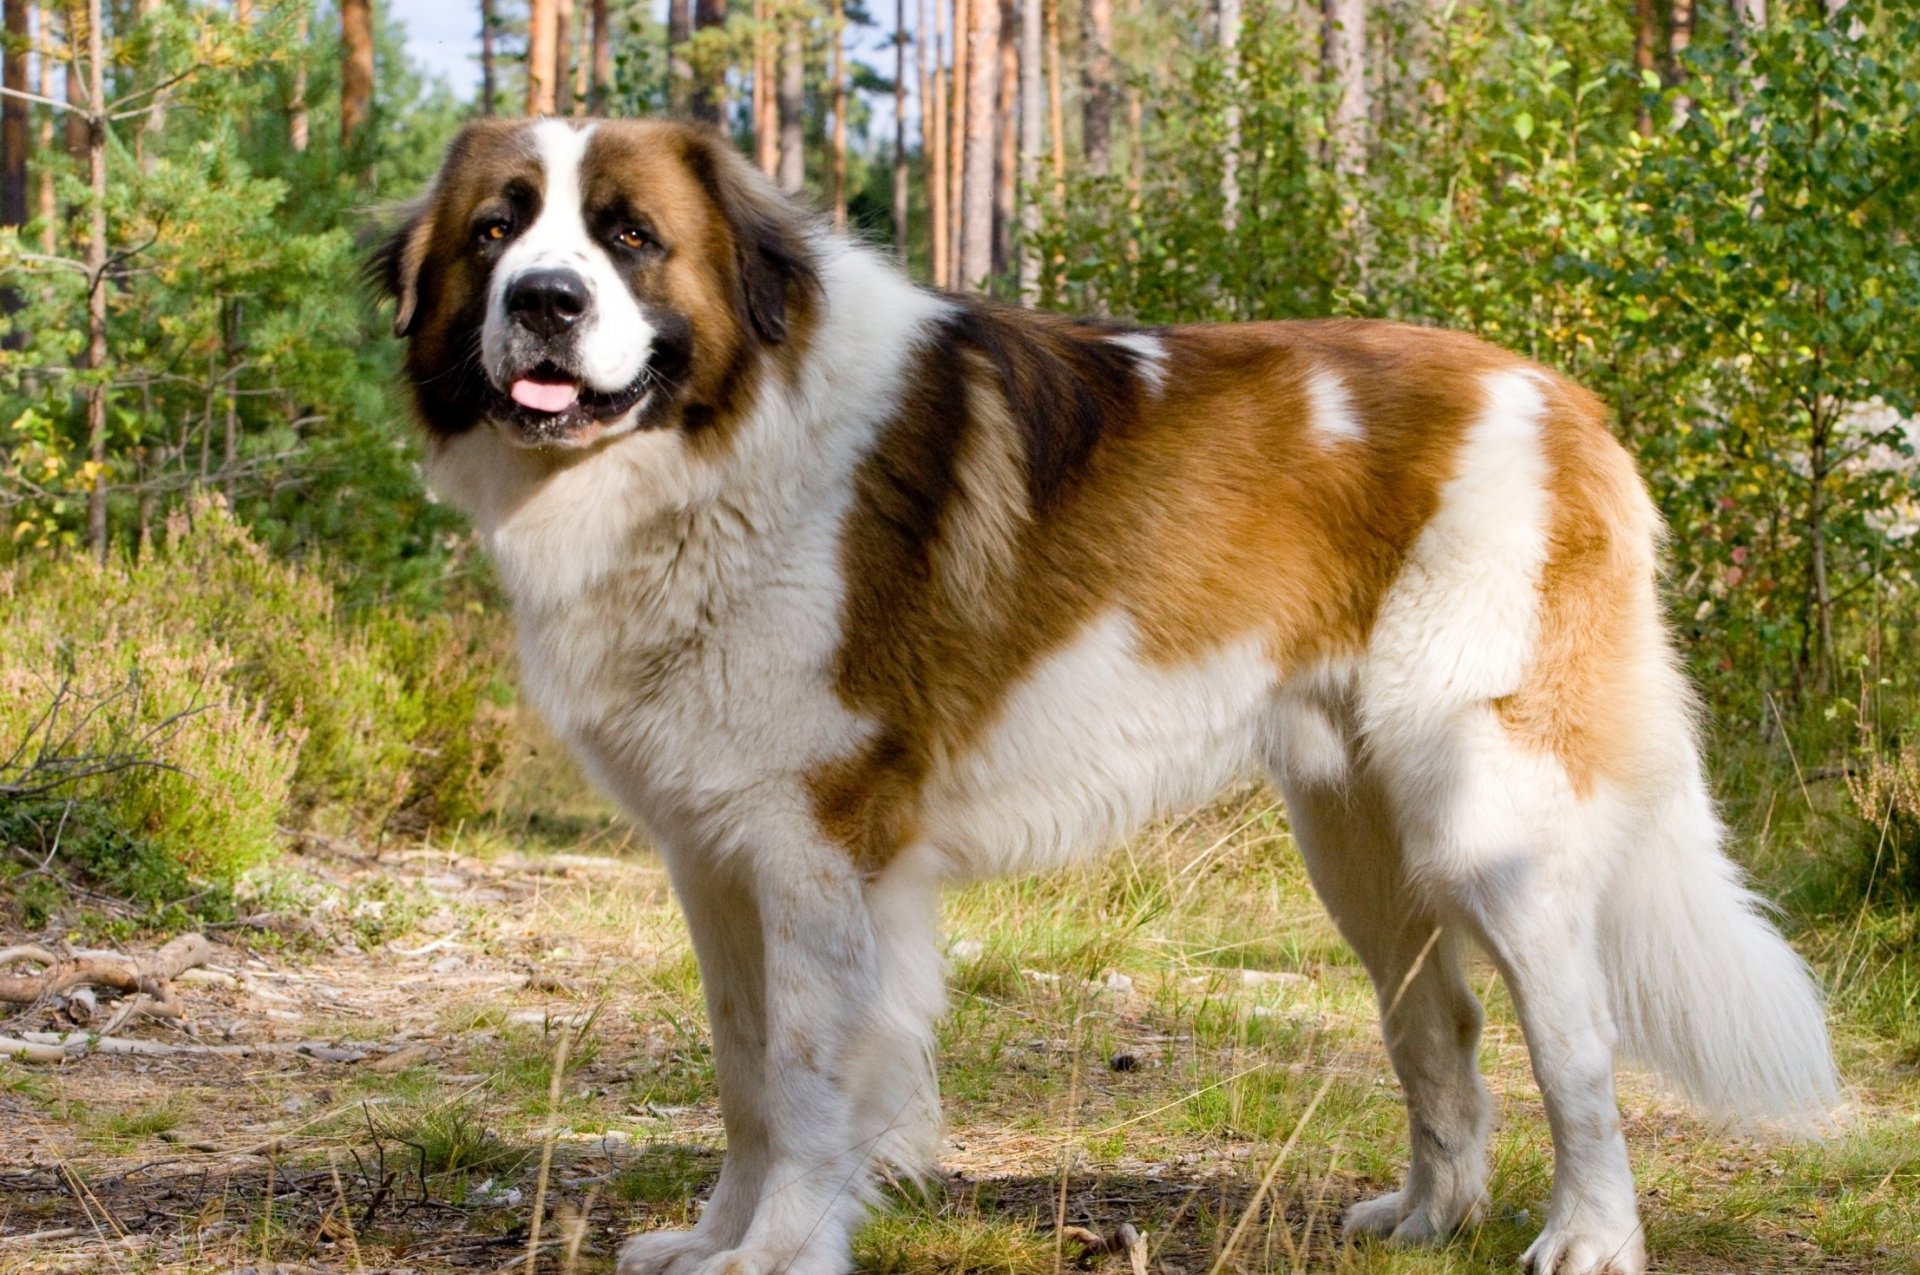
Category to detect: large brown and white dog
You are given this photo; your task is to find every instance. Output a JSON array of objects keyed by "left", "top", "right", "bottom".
[{"left": 379, "top": 118, "right": 1839, "bottom": 1275}]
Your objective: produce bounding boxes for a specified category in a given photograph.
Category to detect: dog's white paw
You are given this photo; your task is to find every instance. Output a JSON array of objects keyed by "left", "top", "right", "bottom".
[
  {"left": 685, "top": 1246, "right": 848, "bottom": 1275},
  {"left": 617, "top": 1228, "right": 721, "bottom": 1275},
  {"left": 1343, "top": 1190, "right": 1409, "bottom": 1238},
  {"left": 1520, "top": 1225, "right": 1647, "bottom": 1275},
  {"left": 1343, "top": 1189, "right": 1479, "bottom": 1245}
]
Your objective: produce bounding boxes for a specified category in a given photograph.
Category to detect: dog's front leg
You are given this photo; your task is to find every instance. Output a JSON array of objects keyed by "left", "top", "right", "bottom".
[
  {"left": 619, "top": 849, "right": 771, "bottom": 1274},
  {"left": 628, "top": 838, "right": 883, "bottom": 1275}
]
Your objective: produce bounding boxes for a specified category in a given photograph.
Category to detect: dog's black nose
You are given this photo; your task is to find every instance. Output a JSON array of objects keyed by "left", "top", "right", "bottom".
[{"left": 506, "top": 269, "right": 590, "bottom": 339}]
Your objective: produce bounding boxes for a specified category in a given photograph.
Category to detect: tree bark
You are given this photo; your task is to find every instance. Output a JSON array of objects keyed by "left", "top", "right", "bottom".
[
  {"left": 1666, "top": 0, "right": 1693, "bottom": 117},
  {"left": 830, "top": 0, "right": 847, "bottom": 230},
  {"left": 289, "top": 5, "right": 310, "bottom": 146},
  {"left": 3, "top": 0, "right": 29, "bottom": 235},
  {"left": 928, "top": 0, "right": 948, "bottom": 287},
  {"left": 572, "top": 0, "right": 589, "bottom": 113},
  {"left": 34, "top": 2, "right": 52, "bottom": 252},
  {"left": 1322, "top": 0, "right": 1366, "bottom": 185},
  {"left": 690, "top": 0, "right": 725, "bottom": 123},
  {"left": 1632, "top": 0, "right": 1656, "bottom": 136},
  {"left": 776, "top": 13, "right": 804, "bottom": 193},
  {"left": 753, "top": 0, "right": 776, "bottom": 175},
  {"left": 959, "top": 0, "right": 998, "bottom": 290},
  {"left": 668, "top": 0, "right": 692, "bottom": 114},
  {"left": 592, "top": 0, "right": 613, "bottom": 113},
  {"left": 1045, "top": 0, "right": 1063, "bottom": 205},
  {"left": 894, "top": 0, "right": 909, "bottom": 262},
  {"left": 62, "top": 9, "right": 82, "bottom": 170},
  {"left": 527, "top": 0, "right": 558, "bottom": 115},
  {"left": 1080, "top": 0, "right": 1111, "bottom": 178},
  {"left": 480, "top": 0, "right": 496, "bottom": 114},
  {"left": 1218, "top": 0, "right": 1240, "bottom": 229},
  {"left": 554, "top": 0, "right": 574, "bottom": 116},
  {"left": 2, "top": 0, "right": 27, "bottom": 345},
  {"left": 948, "top": 0, "right": 969, "bottom": 287},
  {"left": 992, "top": 1, "right": 1015, "bottom": 280},
  {"left": 341, "top": 0, "right": 374, "bottom": 138},
  {"left": 1017, "top": 0, "right": 1042, "bottom": 300},
  {"left": 78, "top": 0, "right": 104, "bottom": 558}
]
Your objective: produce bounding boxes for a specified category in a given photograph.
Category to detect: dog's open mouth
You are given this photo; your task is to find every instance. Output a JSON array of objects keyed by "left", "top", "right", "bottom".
[{"left": 492, "top": 362, "right": 653, "bottom": 445}]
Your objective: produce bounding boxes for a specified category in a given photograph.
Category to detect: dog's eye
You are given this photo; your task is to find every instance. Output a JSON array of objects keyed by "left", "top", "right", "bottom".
[
  {"left": 476, "top": 218, "right": 513, "bottom": 245},
  {"left": 613, "top": 226, "right": 658, "bottom": 253}
]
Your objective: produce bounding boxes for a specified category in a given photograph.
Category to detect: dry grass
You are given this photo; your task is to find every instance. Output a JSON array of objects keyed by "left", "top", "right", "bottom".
[{"left": 2, "top": 755, "right": 1918, "bottom": 1273}]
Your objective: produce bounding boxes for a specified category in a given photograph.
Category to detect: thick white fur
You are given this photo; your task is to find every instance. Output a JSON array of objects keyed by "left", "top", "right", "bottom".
[{"left": 427, "top": 186, "right": 1838, "bottom": 1275}]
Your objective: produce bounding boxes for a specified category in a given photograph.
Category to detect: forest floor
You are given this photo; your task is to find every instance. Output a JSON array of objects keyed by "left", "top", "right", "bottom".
[{"left": 3, "top": 760, "right": 1919, "bottom": 1275}]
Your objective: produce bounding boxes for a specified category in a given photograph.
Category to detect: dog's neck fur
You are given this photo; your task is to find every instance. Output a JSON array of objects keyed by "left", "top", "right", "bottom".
[{"left": 424, "top": 236, "right": 948, "bottom": 750}]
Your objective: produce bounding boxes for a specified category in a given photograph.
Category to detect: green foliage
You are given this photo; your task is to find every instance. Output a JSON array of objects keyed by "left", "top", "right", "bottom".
[
  {"left": 0, "top": 1, "right": 472, "bottom": 605},
  {"left": 0, "top": 497, "right": 507, "bottom": 905}
]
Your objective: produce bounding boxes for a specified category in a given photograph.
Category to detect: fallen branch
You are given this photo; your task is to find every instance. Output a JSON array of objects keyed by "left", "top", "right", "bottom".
[
  {"left": 0, "top": 1030, "right": 393, "bottom": 1063},
  {"left": 0, "top": 933, "right": 215, "bottom": 1021}
]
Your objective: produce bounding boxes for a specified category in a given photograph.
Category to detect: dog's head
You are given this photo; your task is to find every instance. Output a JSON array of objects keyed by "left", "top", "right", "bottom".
[{"left": 376, "top": 118, "right": 818, "bottom": 449}]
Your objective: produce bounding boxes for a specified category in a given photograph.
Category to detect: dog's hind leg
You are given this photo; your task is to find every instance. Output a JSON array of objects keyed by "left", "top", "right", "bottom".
[
  {"left": 1274, "top": 766, "right": 1492, "bottom": 1244},
  {"left": 1384, "top": 722, "right": 1647, "bottom": 1275}
]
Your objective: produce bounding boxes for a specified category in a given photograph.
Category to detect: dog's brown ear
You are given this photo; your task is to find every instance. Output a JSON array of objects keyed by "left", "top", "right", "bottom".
[
  {"left": 683, "top": 130, "right": 819, "bottom": 345},
  {"left": 371, "top": 200, "right": 435, "bottom": 339}
]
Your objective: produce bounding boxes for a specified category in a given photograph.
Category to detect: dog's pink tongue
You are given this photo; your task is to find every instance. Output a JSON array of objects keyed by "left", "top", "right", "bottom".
[{"left": 510, "top": 378, "right": 579, "bottom": 413}]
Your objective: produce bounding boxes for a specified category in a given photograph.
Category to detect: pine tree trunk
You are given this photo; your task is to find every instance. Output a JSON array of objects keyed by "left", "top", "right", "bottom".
[
  {"left": 992, "top": 2, "right": 1015, "bottom": 281},
  {"left": 341, "top": 0, "right": 375, "bottom": 138},
  {"left": 893, "top": 0, "right": 909, "bottom": 262},
  {"left": 668, "top": 0, "right": 692, "bottom": 114},
  {"left": 1080, "top": 0, "right": 1111, "bottom": 178},
  {"left": 290, "top": 6, "right": 310, "bottom": 145},
  {"left": 1632, "top": 0, "right": 1656, "bottom": 136},
  {"left": 948, "top": 0, "right": 969, "bottom": 287},
  {"left": 1218, "top": 0, "right": 1240, "bottom": 229},
  {"left": 63, "top": 15, "right": 83, "bottom": 170},
  {"left": 1017, "top": 0, "right": 1042, "bottom": 301},
  {"left": 592, "top": 0, "right": 613, "bottom": 113},
  {"left": 830, "top": 0, "right": 847, "bottom": 230},
  {"left": 2, "top": 0, "right": 29, "bottom": 344},
  {"left": 1045, "top": 0, "right": 1063, "bottom": 205},
  {"left": 1322, "top": 0, "right": 1366, "bottom": 185},
  {"left": 572, "top": 4, "right": 590, "bottom": 112},
  {"left": 927, "top": 0, "right": 949, "bottom": 287},
  {"left": 690, "top": 0, "right": 725, "bottom": 123},
  {"left": 480, "top": 0, "right": 497, "bottom": 115},
  {"left": 753, "top": 0, "right": 777, "bottom": 175},
  {"left": 959, "top": 0, "right": 998, "bottom": 290},
  {"left": 777, "top": 13, "right": 804, "bottom": 193},
  {"left": 527, "top": 0, "right": 558, "bottom": 115},
  {"left": 34, "top": 2, "right": 52, "bottom": 252},
  {"left": 554, "top": 0, "right": 574, "bottom": 116},
  {"left": 1666, "top": 0, "right": 1693, "bottom": 117},
  {"left": 79, "top": 0, "right": 105, "bottom": 557}
]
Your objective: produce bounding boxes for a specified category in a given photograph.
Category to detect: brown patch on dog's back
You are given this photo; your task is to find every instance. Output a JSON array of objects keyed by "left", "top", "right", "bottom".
[{"left": 815, "top": 314, "right": 1518, "bottom": 871}]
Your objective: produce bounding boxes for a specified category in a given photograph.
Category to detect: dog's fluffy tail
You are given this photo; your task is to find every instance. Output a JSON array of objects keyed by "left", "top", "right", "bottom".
[{"left": 1599, "top": 769, "right": 1841, "bottom": 1131}]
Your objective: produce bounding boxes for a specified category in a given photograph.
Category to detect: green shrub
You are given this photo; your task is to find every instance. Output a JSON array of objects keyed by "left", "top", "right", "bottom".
[{"left": 0, "top": 495, "right": 507, "bottom": 904}]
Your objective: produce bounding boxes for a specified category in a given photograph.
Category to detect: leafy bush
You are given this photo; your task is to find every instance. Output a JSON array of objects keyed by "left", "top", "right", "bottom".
[{"left": 0, "top": 496, "right": 507, "bottom": 905}]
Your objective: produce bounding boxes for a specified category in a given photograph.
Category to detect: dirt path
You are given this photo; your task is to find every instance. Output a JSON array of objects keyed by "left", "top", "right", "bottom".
[{"left": 0, "top": 842, "right": 1910, "bottom": 1275}]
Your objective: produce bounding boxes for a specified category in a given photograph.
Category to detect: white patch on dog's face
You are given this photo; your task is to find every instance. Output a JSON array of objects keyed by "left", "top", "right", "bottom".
[{"left": 481, "top": 120, "right": 656, "bottom": 411}]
